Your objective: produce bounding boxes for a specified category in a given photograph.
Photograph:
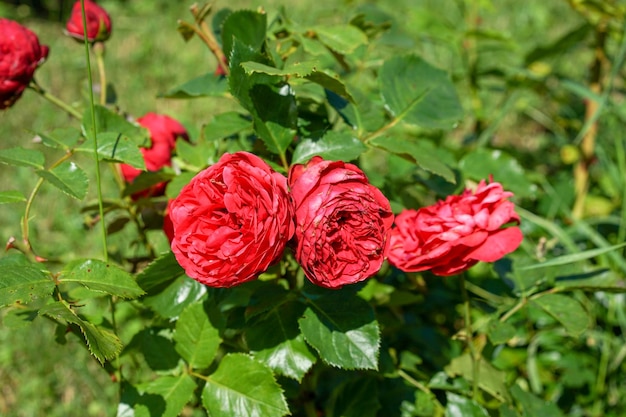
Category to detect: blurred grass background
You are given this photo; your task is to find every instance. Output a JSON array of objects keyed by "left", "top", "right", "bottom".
[{"left": 0, "top": 0, "right": 585, "bottom": 415}]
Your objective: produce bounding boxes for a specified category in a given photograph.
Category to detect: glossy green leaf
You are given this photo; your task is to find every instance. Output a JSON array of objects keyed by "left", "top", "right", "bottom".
[
  {"left": 379, "top": 54, "right": 463, "bottom": 129},
  {"left": 174, "top": 302, "right": 222, "bottom": 369},
  {"left": 161, "top": 72, "right": 228, "bottom": 98},
  {"left": 143, "top": 276, "right": 207, "bottom": 319},
  {"left": 83, "top": 105, "right": 148, "bottom": 146},
  {"left": 203, "top": 112, "right": 253, "bottom": 142},
  {"left": 445, "top": 393, "right": 490, "bottom": 417},
  {"left": 0, "top": 147, "right": 45, "bottom": 169},
  {"left": 0, "top": 257, "right": 53, "bottom": 307},
  {"left": 36, "top": 161, "right": 88, "bottom": 200},
  {"left": 519, "top": 242, "right": 626, "bottom": 270},
  {"left": 221, "top": 10, "right": 267, "bottom": 56},
  {"left": 136, "top": 251, "right": 185, "bottom": 293},
  {"left": 299, "top": 291, "right": 379, "bottom": 370},
  {"left": 133, "top": 375, "right": 196, "bottom": 417},
  {"left": 202, "top": 353, "right": 289, "bottom": 417},
  {"left": 305, "top": 69, "right": 354, "bottom": 102},
  {"left": 326, "top": 88, "right": 385, "bottom": 134},
  {"left": 311, "top": 25, "right": 368, "bottom": 55},
  {"left": 39, "top": 301, "right": 122, "bottom": 363},
  {"left": 76, "top": 132, "right": 146, "bottom": 169},
  {"left": 530, "top": 294, "right": 590, "bottom": 337},
  {"left": 459, "top": 149, "right": 536, "bottom": 198},
  {"left": 37, "top": 127, "right": 81, "bottom": 149},
  {"left": 59, "top": 259, "right": 144, "bottom": 299},
  {"left": 241, "top": 60, "right": 318, "bottom": 77},
  {"left": 292, "top": 131, "right": 367, "bottom": 165},
  {"left": 127, "top": 328, "right": 180, "bottom": 371},
  {"left": 445, "top": 353, "right": 510, "bottom": 402},
  {"left": 370, "top": 136, "right": 455, "bottom": 183},
  {"left": 0, "top": 190, "right": 26, "bottom": 204},
  {"left": 326, "top": 376, "right": 380, "bottom": 417},
  {"left": 510, "top": 384, "right": 564, "bottom": 417},
  {"left": 246, "top": 301, "right": 316, "bottom": 381}
]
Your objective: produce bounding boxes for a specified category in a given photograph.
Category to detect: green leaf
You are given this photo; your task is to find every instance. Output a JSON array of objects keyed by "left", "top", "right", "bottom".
[
  {"left": 37, "top": 127, "right": 81, "bottom": 150},
  {"left": 486, "top": 319, "right": 517, "bottom": 345},
  {"left": 530, "top": 293, "right": 590, "bottom": 337},
  {"left": 241, "top": 60, "right": 319, "bottom": 77},
  {"left": 554, "top": 269, "right": 626, "bottom": 292},
  {"left": 326, "top": 88, "right": 385, "bottom": 134},
  {"left": 36, "top": 161, "right": 89, "bottom": 200},
  {"left": 445, "top": 392, "right": 490, "bottom": 417},
  {"left": 0, "top": 147, "right": 45, "bottom": 169},
  {"left": 174, "top": 302, "right": 222, "bottom": 369},
  {"left": 379, "top": 54, "right": 463, "bottom": 129},
  {"left": 370, "top": 136, "right": 455, "bottom": 183},
  {"left": 292, "top": 131, "right": 367, "bottom": 165},
  {"left": 128, "top": 328, "right": 180, "bottom": 371},
  {"left": 305, "top": 69, "right": 355, "bottom": 103},
  {"left": 143, "top": 276, "right": 207, "bottom": 319},
  {"left": 76, "top": 132, "right": 146, "bottom": 169},
  {"left": 221, "top": 10, "right": 267, "bottom": 58},
  {"left": 39, "top": 301, "right": 122, "bottom": 363},
  {"left": 326, "top": 376, "right": 380, "bottom": 417},
  {"left": 445, "top": 353, "right": 510, "bottom": 402},
  {"left": 0, "top": 190, "right": 26, "bottom": 204},
  {"left": 519, "top": 242, "right": 626, "bottom": 270},
  {"left": 83, "top": 105, "right": 148, "bottom": 146},
  {"left": 510, "top": 384, "right": 565, "bottom": 417},
  {"left": 250, "top": 83, "right": 298, "bottom": 156},
  {"left": 0, "top": 256, "right": 53, "bottom": 307},
  {"left": 203, "top": 112, "right": 253, "bottom": 142},
  {"left": 59, "top": 259, "right": 145, "bottom": 299},
  {"left": 311, "top": 25, "right": 368, "bottom": 55},
  {"left": 161, "top": 72, "right": 228, "bottom": 99},
  {"left": 459, "top": 149, "right": 536, "bottom": 198},
  {"left": 121, "top": 171, "right": 175, "bottom": 197},
  {"left": 246, "top": 301, "right": 316, "bottom": 381},
  {"left": 202, "top": 353, "right": 289, "bottom": 417},
  {"left": 136, "top": 251, "right": 185, "bottom": 293},
  {"left": 134, "top": 375, "right": 196, "bottom": 417},
  {"left": 299, "top": 291, "right": 379, "bottom": 370},
  {"left": 524, "top": 25, "right": 591, "bottom": 65}
]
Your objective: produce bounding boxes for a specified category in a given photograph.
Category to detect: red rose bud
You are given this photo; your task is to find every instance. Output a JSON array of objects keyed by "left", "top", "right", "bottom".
[
  {"left": 386, "top": 179, "right": 523, "bottom": 276},
  {"left": 120, "top": 113, "right": 189, "bottom": 199},
  {"left": 0, "top": 18, "right": 49, "bottom": 109},
  {"left": 169, "top": 152, "right": 295, "bottom": 287},
  {"left": 288, "top": 157, "right": 394, "bottom": 289},
  {"left": 65, "top": 0, "right": 112, "bottom": 43}
]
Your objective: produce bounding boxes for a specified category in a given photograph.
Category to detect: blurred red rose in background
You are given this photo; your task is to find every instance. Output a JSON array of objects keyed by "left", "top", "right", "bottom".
[
  {"left": 0, "top": 18, "right": 49, "bottom": 109},
  {"left": 65, "top": 0, "right": 112, "bottom": 43},
  {"left": 169, "top": 152, "right": 294, "bottom": 287},
  {"left": 386, "top": 179, "right": 523, "bottom": 276},
  {"left": 120, "top": 112, "right": 189, "bottom": 199},
  {"left": 288, "top": 156, "right": 393, "bottom": 289}
]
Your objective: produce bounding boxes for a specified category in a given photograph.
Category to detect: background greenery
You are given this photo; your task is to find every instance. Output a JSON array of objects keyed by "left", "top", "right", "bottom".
[{"left": 1, "top": 0, "right": 625, "bottom": 416}]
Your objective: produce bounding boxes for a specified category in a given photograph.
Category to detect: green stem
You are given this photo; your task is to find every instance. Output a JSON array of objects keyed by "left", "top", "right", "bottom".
[
  {"left": 459, "top": 273, "right": 479, "bottom": 399},
  {"left": 28, "top": 81, "right": 82, "bottom": 119},
  {"left": 80, "top": 0, "right": 108, "bottom": 263},
  {"left": 397, "top": 369, "right": 445, "bottom": 416},
  {"left": 94, "top": 43, "right": 107, "bottom": 105}
]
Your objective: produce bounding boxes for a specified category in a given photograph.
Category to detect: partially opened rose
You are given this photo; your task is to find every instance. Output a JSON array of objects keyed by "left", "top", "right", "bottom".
[
  {"left": 120, "top": 112, "right": 189, "bottom": 199},
  {"left": 0, "top": 18, "right": 49, "bottom": 109},
  {"left": 65, "top": 0, "right": 112, "bottom": 43},
  {"left": 169, "top": 152, "right": 294, "bottom": 287},
  {"left": 289, "top": 157, "right": 393, "bottom": 289},
  {"left": 386, "top": 179, "right": 523, "bottom": 276}
]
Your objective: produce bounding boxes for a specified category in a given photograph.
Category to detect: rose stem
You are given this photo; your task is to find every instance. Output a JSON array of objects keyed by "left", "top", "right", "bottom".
[
  {"left": 459, "top": 272, "right": 480, "bottom": 399},
  {"left": 93, "top": 41, "right": 107, "bottom": 105},
  {"left": 28, "top": 81, "right": 82, "bottom": 120}
]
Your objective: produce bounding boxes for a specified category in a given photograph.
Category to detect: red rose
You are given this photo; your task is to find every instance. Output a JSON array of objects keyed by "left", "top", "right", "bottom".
[
  {"left": 120, "top": 113, "right": 189, "bottom": 198},
  {"left": 65, "top": 0, "right": 112, "bottom": 43},
  {"left": 0, "top": 19, "right": 49, "bottom": 109},
  {"left": 288, "top": 157, "right": 393, "bottom": 289},
  {"left": 386, "top": 179, "right": 523, "bottom": 276},
  {"left": 169, "top": 152, "right": 295, "bottom": 287}
]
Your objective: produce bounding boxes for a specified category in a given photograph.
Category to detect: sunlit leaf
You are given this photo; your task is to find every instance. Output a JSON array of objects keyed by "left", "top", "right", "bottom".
[
  {"left": 174, "top": 302, "right": 222, "bottom": 369},
  {"left": 0, "top": 256, "right": 53, "bottom": 307},
  {"left": 59, "top": 259, "right": 144, "bottom": 299},
  {"left": 36, "top": 161, "right": 89, "bottom": 200},
  {"left": 0, "top": 147, "right": 45, "bottom": 169},
  {"left": 292, "top": 131, "right": 366, "bottom": 165}
]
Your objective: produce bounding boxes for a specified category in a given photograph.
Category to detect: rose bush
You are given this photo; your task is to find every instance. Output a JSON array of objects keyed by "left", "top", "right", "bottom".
[
  {"left": 120, "top": 112, "right": 189, "bottom": 198},
  {"left": 168, "top": 151, "right": 294, "bottom": 287},
  {"left": 288, "top": 156, "right": 393, "bottom": 289},
  {"left": 386, "top": 179, "right": 523, "bottom": 276},
  {"left": 65, "top": 0, "right": 112, "bottom": 43},
  {"left": 0, "top": 18, "right": 49, "bottom": 109}
]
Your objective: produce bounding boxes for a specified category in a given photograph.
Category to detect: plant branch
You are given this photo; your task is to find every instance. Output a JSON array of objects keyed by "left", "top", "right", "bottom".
[
  {"left": 28, "top": 81, "right": 82, "bottom": 120},
  {"left": 459, "top": 273, "right": 480, "bottom": 399}
]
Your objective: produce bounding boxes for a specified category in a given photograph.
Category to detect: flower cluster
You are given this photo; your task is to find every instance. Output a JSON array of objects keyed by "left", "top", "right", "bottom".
[{"left": 167, "top": 153, "right": 522, "bottom": 288}]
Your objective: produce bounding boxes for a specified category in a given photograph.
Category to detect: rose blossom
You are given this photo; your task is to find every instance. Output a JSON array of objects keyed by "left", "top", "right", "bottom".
[
  {"left": 0, "top": 19, "right": 49, "bottom": 109},
  {"left": 386, "top": 178, "right": 523, "bottom": 276},
  {"left": 169, "top": 152, "right": 294, "bottom": 287},
  {"left": 288, "top": 156, "right": 393, "bottom": 289},
  {"left": 120, "top": 112, "right": 189, "bottom": 198},
  {"left": 65, "top": 0, "right": 112, "bottom": 43}
]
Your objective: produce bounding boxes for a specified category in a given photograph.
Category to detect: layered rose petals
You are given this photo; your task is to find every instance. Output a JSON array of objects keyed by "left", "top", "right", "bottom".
[{"left": 65, "top": 0, "right": 112, "bottom": 43}]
